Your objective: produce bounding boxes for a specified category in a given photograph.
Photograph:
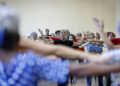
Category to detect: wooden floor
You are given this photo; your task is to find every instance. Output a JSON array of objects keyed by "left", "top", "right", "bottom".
[
  {"left": 37, "top": 62, "right": 106, "bottom": 86},
  {"left": 37, "top": 77, "right": 106, "bottom": 86}
]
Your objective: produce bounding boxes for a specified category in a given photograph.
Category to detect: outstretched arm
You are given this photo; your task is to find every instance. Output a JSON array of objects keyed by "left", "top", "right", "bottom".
[
  {"left": 38, "top": 28, "right": 47, "bottom": 42},
  {"left": 38, "top": 29, "right": 54, "bottom": 44},
  {"left": 18, "top": 37, "right": 107, "bottom": 63},
  {"left": 89, "top": 41, "right": 103, "bottom": 46},
  {"left": 78, "top": 42, "right": 90, "bottom": 48},
  {"left": 73, "top": 33, "right": 86, "bottom": 47},
  {"left": 70, "top": 63, "right": 120, "bottom": 77}
]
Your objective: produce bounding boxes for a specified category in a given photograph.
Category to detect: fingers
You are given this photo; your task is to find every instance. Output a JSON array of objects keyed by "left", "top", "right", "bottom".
[
  {"left": 92, "top": 17, "right": 99, "bottom": 24},
  {"left": 101, "top": 20, "right": 104, "bottom": 28},
  {"left": 38, "top": 28, "right": 43, "bottom": 33},
  {"left": 92, "top": 17, "right": 104, "bottom": 29},
  {"left": 83, "top": 32, "right": 85, "bottom": 38},
  {"left": 92, "top": 17, "right": 100, "bottom": 27}
]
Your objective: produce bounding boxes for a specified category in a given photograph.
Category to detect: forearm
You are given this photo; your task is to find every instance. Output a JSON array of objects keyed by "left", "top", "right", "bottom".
[
  {"left": 73, "top": 38, "right": 85, "bottom": 47},
  {"left": 54, "top": 45, "right": 103, "bottom": 61},
  {"left": 89, "top": 41, "right": 103, "bottom": 46},
  {"left": 39, "top": 32, "right": 48, "bottom": 43},
  {"left": 113, "top": 45, "right": 120, "bottom": 49},
  {"left": 79, "top": 42, "right": 90, "bottom": 48},
  {"left": 18, "top": 37, "right": 56, "bottom": 55},
  {"left": 78, "top": 37, "right": 85, "bottom": 46},
  {"left": 92, "top": 18, "right": 114, "bottom": 50},
  {"left": 89, "top": 40, "right": 103, "bottom": 43},
  {"left": 99, "top": 28, "right": 114, "bottom": 50},
  {"left": 18, "top": 37, "right": 103, "bottom": 62},
  {"left": 69, "top": 63, "right": 120, "bottom": 77}
]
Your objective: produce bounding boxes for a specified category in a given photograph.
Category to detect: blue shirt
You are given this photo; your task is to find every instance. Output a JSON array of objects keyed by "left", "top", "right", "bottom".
[
  {"left": 0, "top": 51, "right": 69, "bottom": 86},
  {"left": 87, "top": 44, "right": 103, "bottom": 53}
]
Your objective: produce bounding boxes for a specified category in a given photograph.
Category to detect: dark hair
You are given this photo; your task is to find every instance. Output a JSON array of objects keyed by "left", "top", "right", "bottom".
[
  {"left": 67, "top": 34, "right": 76, "bottom": 41},
  {"left": 46, "top": 29, "right": 49, "bottom": 30},
  {"left": 0, "top": 28, "right": 19, "bottom": 50},
  {"left": 106, "top": 32, "right": 116, "bottom": 37},
  {"left": 55, "top": 30, "right": 61, "bottom": 35},
  {"left": 96, "top": 32, "right": 100, "bottom": 35}
]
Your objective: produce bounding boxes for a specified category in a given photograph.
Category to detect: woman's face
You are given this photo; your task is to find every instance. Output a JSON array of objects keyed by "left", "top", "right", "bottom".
[
  {"left": 108, "top": 33, "right": 115, "bottom": 39},
  {"left": 96, "top": 33, "right": 100, "bottom": 40},
  {"left": 76, "top": 33, "right": 82, "bottom": 38},
  {"left": 60, "top": 30, "right": 67, "bottom": 40},
  {"left": 89, "top": 33, "right": 95, "bottom": 40},
  {"left": 69, "top": 36, "right": 74, "bottom": 41}
]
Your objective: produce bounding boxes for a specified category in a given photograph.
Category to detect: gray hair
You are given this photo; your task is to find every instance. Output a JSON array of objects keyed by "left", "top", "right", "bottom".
[{"left": 0, "top": 3, "right": 19, "bottom": 32}]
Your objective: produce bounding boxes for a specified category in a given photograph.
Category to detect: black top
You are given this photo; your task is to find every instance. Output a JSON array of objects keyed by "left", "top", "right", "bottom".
[
  {"left": 44, "top": 35, "right": 51, "bottom": 39},
  {"left": 54, "top": 40, "right": 73, "bottom": 47}
]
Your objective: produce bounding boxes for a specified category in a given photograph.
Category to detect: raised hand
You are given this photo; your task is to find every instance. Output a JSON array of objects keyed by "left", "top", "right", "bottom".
[
  {"left": 83, "top": 32, "right": 86, "bottom": 38},
  {"left": 38, "top": 28, "right": 43, "bottom": 35},
  {"left": 92, "top": 17, "right": 104, "bottom": 32}
]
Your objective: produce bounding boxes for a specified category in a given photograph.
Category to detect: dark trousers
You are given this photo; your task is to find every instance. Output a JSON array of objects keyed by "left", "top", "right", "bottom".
[
  {"left": 57, "top": 78, "right": 68, "bottom": 86},
  {"left": 87, "top": 76, "right": 103, "bottom": 86},
  {"left": 58, "top": 84, "right": 67, "bottom": 86},
  {"left": 106, "top": 74, "right": 111, "bottom": 86}
]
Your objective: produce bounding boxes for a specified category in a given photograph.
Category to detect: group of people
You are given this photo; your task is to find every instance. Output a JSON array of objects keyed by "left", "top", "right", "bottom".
[
  {"left": 29, "top": 23, "right": 118, "bottom": 86},
  {"left": 1, "top": 3, "right": 120, "bottom": 86}
]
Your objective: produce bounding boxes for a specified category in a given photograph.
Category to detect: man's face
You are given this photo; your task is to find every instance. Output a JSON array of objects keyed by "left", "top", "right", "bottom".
[{"left": 45, "top": 29, "right": 49, "bottom": 35}]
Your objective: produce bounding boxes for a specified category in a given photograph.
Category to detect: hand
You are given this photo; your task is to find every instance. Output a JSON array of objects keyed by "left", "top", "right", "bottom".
[
  {"left": 89, "top": 55, "right": 109, "bottom": 64},
  {"left": 92, "top": 17, "right": 104, "bottom": 31},
  {"left": 83, "top": 32, "right": 86, "bottom": 38},
  {"left": 38, "top": 28, "right": 43, "bottom": 35}
]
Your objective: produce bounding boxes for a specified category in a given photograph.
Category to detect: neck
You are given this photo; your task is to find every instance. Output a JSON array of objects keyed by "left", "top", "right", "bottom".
[{"left": 0, "top": 50, "right": 16, "bottom": 64}]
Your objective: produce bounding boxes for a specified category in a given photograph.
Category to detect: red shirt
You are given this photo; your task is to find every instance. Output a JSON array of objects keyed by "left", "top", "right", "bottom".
[
  {"left": 76, "top": 38, "right": 81, "bottom": 41},
  {"left": 76, "top": 38, "right": 85, "bottom": 51},
  {"left": 111, "top": 38, "right": 120, "bottom": 45},
  {"left": 50, "top": 37, "right": 60, "bottom": 40}
]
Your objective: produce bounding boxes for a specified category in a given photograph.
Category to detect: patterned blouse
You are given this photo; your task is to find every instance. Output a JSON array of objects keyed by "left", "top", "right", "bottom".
[{"left": 0, "top": 51, "right": 69, "bottom": 86}]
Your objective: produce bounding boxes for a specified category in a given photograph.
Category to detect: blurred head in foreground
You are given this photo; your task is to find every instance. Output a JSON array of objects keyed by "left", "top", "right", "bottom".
[{"left": 0, "top": 3, "right": 20, "bottom": 51}]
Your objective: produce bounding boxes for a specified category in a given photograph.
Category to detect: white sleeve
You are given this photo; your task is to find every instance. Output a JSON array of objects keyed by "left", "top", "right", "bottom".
[{"left": 102, "top": 49, "right": 120, "bottom": 64}]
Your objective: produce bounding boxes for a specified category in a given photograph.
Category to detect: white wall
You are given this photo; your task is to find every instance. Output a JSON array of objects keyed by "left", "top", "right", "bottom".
[
  {"left": 1, "top": 0, "right": 116, "bottom": 36},
  {"left": 115, "top": 0, "right": 120, "bottom": 28}
]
